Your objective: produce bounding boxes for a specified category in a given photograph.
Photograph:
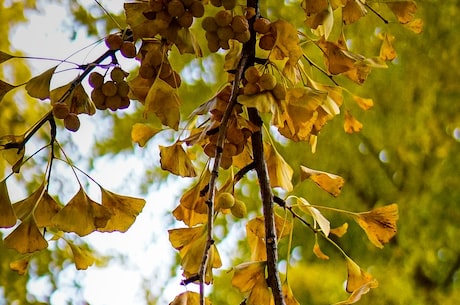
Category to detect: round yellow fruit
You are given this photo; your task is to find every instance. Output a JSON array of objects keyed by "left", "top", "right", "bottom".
[
  {"left": 216, "top": 192, "right": 235, "bottom": 209},
  {"left": 230, "top": 199, "right": 247, "bottom": 218}
]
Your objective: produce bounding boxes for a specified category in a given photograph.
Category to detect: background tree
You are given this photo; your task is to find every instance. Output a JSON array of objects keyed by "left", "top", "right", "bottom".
[{"left": 1, "top": 0, "right": 459, "bottom": 305}]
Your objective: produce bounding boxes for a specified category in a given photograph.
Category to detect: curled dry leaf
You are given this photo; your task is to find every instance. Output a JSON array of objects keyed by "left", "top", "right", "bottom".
[
  {"left": 300, "top": 165, "right": 345, "bottom": 197},
  {"left": 334, "top": 278, "right": 379, "bottom": 305},
  {"left": 354, "top": 203, "right": 399, "bottom": 248},
  {"left": 313, "top": 239, "right": 330, "bottom": 260},
  {"left": 344, "top": 110, "right": 363, "bottom": 134},
  {"left": 330, "top": 222, "right": 349, "bottom": 237}
]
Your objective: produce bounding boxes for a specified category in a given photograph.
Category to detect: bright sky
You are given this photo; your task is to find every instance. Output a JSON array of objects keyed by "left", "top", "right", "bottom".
[{"left": 7, "top": 1, "right": 189, "bottom": 304}]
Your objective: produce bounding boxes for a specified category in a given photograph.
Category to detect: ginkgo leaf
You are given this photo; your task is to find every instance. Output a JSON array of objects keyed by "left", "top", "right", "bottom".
[
  {"left": 13, "top": 184, "right": 45, "bottom": 221},
  {"left": 67, "top": 239, "right": 96, "bottom": 270},
  {"left": 264, "top": 141, "right": 293, "bottom": 191},
  {"left": 330, "top": 223, "right": 349, "bottom": 237},
  {"left": 232, "top": 261, "right": 273, "bottom": 305},
  {"left": 403, "top": 18, "right": 423, "bottom": 34},
  {"left": 0, "top": 134, "right": 25, "bottom": 173},
  {"left": 97, "top": 188, "right": 146, "bottom": 233},
  {"left": 310, "top": 5, "right": 334, "bottom": 39},
  {"left": 271, "top": 20, "right": 303, "bottom": 66},
  {"left": 345, "top": 257, "right": 378, "bottom": 293},
  {"left": 9, "top": 257, "right": 30, "bottom": 275},
  {"left": 35, "top": 192, "right": 61, "bottom": 228},
  {"left": 282, "top": 280, "right": 301, "bottom": 305},
  {"left": 170, "top": 291, "right": 211, "bottom": 305},
  {"left": 4, "top": 215, "right": 48, "bottom": 254},
  {"left": 51, "top": 187, "right": 111, "bottom": 236},
  {"left": 131, "top": 123, "right": 161, "bottom": 147},
  {"left": 25, "top": 66, "right": 57, "bottom": 100},
  {"left": 246, "top": 215, "right": 292, "bottom": 261},
  {"left": 0, "top": 51, "right": 14, "bottom": 64},
  {"left": 50, "top": 82, "right": 95, "bottom": 115},
  {"left": 160, "top": 143, "right": 197, "bottom": 177},
  {"left": 386, "top": 1, "right": 417, "bottom": 24},
  {"left": 313, "top": 239, "right": 330, "bottom": 260},
  {"left": 144, "top": 78, "right": 180, "bottom": 130},
  {"left": 379, "top": 32, "right": 397, "bottom": 61},
  {"left": 169, "top": 225, "right": 221, "bottom": 283},
  {"left": 300, "top": 165, "right": 345, "bottom": 197},
  {"left": 334, "top": 279, "right": 379, "bottom": 305},
  {"left": 342, "top": 0, "right": 367, "bottom": 25},
  {"left": 344, "top": 110, "right": 363, "bottom": 134},
  {"left": 0, "top": 79, "right": 18, "bottom": 103},
  {"left": 297, "top": 197, "right": 330, "bottom": 236},
  {"left": 128, "top": 74, "right": 154, "bottom": 103},
  {"left": 124, "top": 2, "right": 160, "bottom": 40},
  {"left": 238, "top": 91, "right": 275, "bottom": 113},
  {"left": 173, "top": 27, "right": 202, "bottom": 56},
  {"left": 352, "top": 94, "right": 374, "bottom": 110},
  {"left": 354, "top": 204, "right": 399, "bottom": 248},
  {"left": 224, "top": 40, "right": 242, "bottom": 72},
  {"left": 0, "top": 179, "right": 17, "bottom": 228}
]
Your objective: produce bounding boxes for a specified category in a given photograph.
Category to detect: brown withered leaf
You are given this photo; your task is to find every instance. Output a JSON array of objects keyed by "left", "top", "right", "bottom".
[
  {"left": 354, "top": 204, "right": 399, "bottom": 248},
  {"left": 342, "top": 0, "right": 367, "bottom": 25},
  {"left": 4, "top": 215, "right": 48, "bottom": 254},
  {"left": 386, "top": 1, "right": 417, "bottom": 24},
  {"left": 98, "top": 188, "right": 146, "bottom": 233},
  {"left": 0, "top": 179, "right": 17, "bottom": 228},
  {"left": 345, "top": 257, "right": 377, "bottom": 293},
  {"left": 51, "top": 187, "right": 111, "bottom": 236},
  {"left": 144, "top": 78, "right": 180, "bottom": 130},
  {"left": 344, "top": 110, "right": 363, "bottom": 134},
  {"left": 160, "top": 143, "right": 197, "bottom": 177},
  {"left": 124, "top": 2, "right": 159, "bottom": 40},
  {"left": 300, "top": 165, "right": 345, "bottom": 197},
  {"left": 25, "top": 66, "right": 57, "bottom": 100}
]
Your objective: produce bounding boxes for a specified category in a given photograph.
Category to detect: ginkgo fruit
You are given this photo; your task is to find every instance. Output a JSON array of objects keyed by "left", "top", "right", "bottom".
[
  {"left": 214, "top": 10, "right": 233, "bottom": 27},
  {"left": 189, "top": 1, "right": 204, "bottom": 18},
  {"left": 88, "top": 71, "right": 104, "bottom": 89},
  {"left": 105, "top": 33, "right": 123, "bottom": 50},
  {"left": 167, "top": 0, "right": 185, "bottom": 18},
  {"left": 235, "top": 30, "right": 250, "bottom": 43},
  {"left": 259, "top": 33, "right": 276, "bottom": 50},
  {"left": 64, "top": 113, "right": 80, "bottom": 132},
  {"left": 231, "top": 16, "right": 249, "bottom": 33},
  {"left": 258, "top": 73, "right": 277, "bottom": 91},
  {"left": 253, "top": 17, "right": 271, "bottom": 34},
  {"left": 230, "top": 199, "right": 247, "bottom": 218},
  {"left": 101, "top": 81, "right": 118, "bottom": 97},
  {"left": 272, "top": 83, "right": 287, "bottom": 100},
  {"left": 91, "top": 88, "right": 106, "bottom": 109},
  {"left": 217, "top": 26, "right": 234, "bottom": 41},
  {"left": 216, "top": 192, "right": 235, "bottom": 209},
  {"left": 244, "top": 66, "right": 260, "bottom": 83},
  {"left": 149, "top": 0, "right": 164, "bottom": 12},
  {"left": 110, "top": 67, "right": 128, "bottom": 83},
  {"left": 52, "top": 103, "right": 70, "bottom": 119},
  {"left": 120, "top": 41, "right": 137, "bottom": 58},
  {"left": 210, "top": 0, "right": 222, "bottom": 7},
  {"left": 202, "top": 16, "right": 218, "bottom": 32},
  {"left": 178, "top": 11, "right": 194, "bottom": 28},
  {"left": 222, "top": 0, "right": 236, "bottom": 10}
]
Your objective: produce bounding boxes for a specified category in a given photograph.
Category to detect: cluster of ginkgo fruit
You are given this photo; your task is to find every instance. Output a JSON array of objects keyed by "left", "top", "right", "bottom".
[
  {"left": 243, "top": 66, "right": 286, "bottom": 100},
  {"left": 202, "top": 85, "right": 254, "bottom": 169},
  {"left": 215, "top": 192, "right": 247, "bottom": 218},
  {"left": 253, "top": 17, "right": 275, "bottom": 50},
  {"left": 139, "top": 44, "right": 182, "bottom": 88},
  {"left": 51, "top": 103, "right": 82, "bottom": 132},
  {"left": 104, "top": 33, "right": 137, "bottom": 58},
  {"left": 202, "top": 11, "right": 250, "bottom": 52},
  {"left": 88, "top": 67, "right": 131, "bottom": 111},
  {"left": 143, "top": 0, "right": 205, "bottom": 38}
]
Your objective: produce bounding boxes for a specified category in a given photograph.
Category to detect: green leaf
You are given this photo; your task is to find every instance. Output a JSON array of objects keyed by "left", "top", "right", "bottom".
[{"left": 25, "top": 66, "right": 57, "bottom": 100}]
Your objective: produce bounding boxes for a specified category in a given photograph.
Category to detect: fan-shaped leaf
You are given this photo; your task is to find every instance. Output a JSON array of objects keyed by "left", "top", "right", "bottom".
[
  {"left": 25, "top": 66, "right": 56, "bottom": 100},
  {"left": 0, "top": 179, "right": 16, "bottom": 228},
  {"left": 4, "top": 215, "right": 48, "bottom": 254}
]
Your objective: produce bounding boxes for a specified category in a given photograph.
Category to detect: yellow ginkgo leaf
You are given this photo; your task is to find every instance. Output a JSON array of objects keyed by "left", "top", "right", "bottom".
[
  {"left": 334, "top": 278, "right": 379, "bottom": 305},
  {"left": 300, "top": 165, "right": 345, "bottom": 197},
  {"left": 330, "top": 223, "right": 349, "bottom": 237},
  {"left": 34, "top": 192, "right": 61, "bottom": 228},
  {"left": 67, "top": 240, "right": 96, "bottom": 270},
  {"left": 128, "top": 73, "right": 154, "bottom": 103},
  {"left": 386, "top": 0, "right": 417, "bottom": 24},
  {"left": 282, "top": 280, "right": 301, "bottom": 305},
  {"left": 4, "top": 215, "right": 48, "bottom": 254},
  {"left": 297, "top": 197, "right": 330, "bottom": 236},
  {"left": 313, "top": 239, "right": 330, "bottom": 260},
  {"left": 131, "top": 123, "right": 161, "bottom": 147},
  {"left": 354, "top": 204, "right": 399, "bottom": 248},
  {"left": 160, "top": 143, "right": 197, "bottom": 177},
  {"left": 172, "top": 204, "right": 208, "bottom": 227},
  {"left": 264, "top": 141, "right": 293, "bottom": 192},
  {"left": 0, "top": 134, "right": 25, "bottom": 173},
  {"left": 379, "top": 32, "right": 397, "bottom": 61},
  {"left": 403, "top": 18, "right": 423, "bottom": 34},
  {"left": 144, "top": 78, "right": 180, "bottom": 130},
  {"left": 25, "top": 66, "right": 57, "bottom": 100},
  {"left": 51, "top": 187, "right": 111, "bottom": 236},
  {"left": 238, "top": 91, "right": 275, "bottom": 113},
  {"left": 170, "top": 291, "right": 211, "bottom": 305},
  {"left": 342, "top": 0, "right": 367, "bottom": 25},
  {"left": 0, "top": 80, "right": 18, "bottom": 104},
  {"left": 271, "top": 20, "right": 303, "bottom": 66},
  {"left": 9, "top": 257, "right": 30, "bottom": 275},
  {"left": 232, "top": 261, "right": 267, "bottom": 293},
  {"left": 13, "top": 184, "right": 44, "bottom": 221},
  {"left": 0, "top": 179, "right": 17, "bottom": 228},
  {"left": 344, "top": 110, "right": 363, "bottom": 134},
  {"left": 345, "top": 257, "right": 377, "bottom": 293},
  {"left": 98, "top": 188, "right": 146, "bottom": 233},
  {"left": 352, "top": 94, "right": 374, "bottom": 111},
  {"left": 124, "top": 2, "right": 160, "bottom": 40}
]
